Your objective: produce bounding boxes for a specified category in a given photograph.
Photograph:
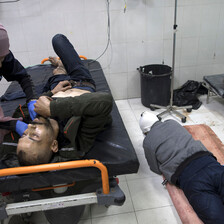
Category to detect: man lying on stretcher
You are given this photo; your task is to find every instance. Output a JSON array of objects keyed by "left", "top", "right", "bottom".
[{"left": 0, "top": 34, "right": 113, "bottom": 166}]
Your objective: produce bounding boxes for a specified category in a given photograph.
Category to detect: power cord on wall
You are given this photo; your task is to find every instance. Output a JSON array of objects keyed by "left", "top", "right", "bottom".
[
  {"left": 0, "top": 0, "right": 20, "bottom": 3},
  {"left": 124, "top": 0, "right": 127, "bottom": 13},
  {"left": 88, "top": 0, "right": 112, "bottom": 72},
  {"left": 89, "top": 0, "right": 127, "bottom": 72},
  {"left": 0, "top": 0, "right": 113, "bottom": 73}
]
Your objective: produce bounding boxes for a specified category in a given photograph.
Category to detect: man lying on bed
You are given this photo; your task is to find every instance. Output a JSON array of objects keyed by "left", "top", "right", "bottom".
[
  {"left": 139, "top": 111, "right": 224, "bottom": 224},
  {"left": 0, "top": 34, "right": 113, "bottom": 166}
]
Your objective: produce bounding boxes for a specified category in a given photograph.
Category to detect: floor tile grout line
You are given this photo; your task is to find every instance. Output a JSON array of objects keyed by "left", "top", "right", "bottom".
[
  {"left": 133, "top": 204, "right": 177, "bottom": 213},
  {"left": 125, "top": 175, "right": 139, "bottom": 224},
  {"left": 90, "top": 211, "right": 138, "bottom": 221}
]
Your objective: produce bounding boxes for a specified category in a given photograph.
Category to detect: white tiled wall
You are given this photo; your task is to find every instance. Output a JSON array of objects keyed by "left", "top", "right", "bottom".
[{"left": 1, "top": 0, "right": 224, "bottom": 99}]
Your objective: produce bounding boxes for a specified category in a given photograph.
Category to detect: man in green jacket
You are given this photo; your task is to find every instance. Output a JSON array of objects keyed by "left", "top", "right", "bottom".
[
  {"left": 0, "top": 34, "right": 113, "bottom": 166},
  {"left": 16, "top": 91, "right": 112, "bottom": 166}
]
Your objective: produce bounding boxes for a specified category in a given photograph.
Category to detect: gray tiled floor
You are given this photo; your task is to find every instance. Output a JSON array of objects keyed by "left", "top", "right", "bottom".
[{"left": 4, "top": 95, "right": 224, "bottom": 224}]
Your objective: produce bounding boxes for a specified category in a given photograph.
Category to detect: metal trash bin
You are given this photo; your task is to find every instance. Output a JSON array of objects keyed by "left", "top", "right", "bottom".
[{"left": 138, "top": 64, "right": 172, "bottom": 109}]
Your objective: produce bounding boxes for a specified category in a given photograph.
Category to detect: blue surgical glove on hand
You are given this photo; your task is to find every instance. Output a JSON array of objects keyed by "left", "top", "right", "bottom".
[
  {"left": 16, "top": 120, "right": 28, "bottom": 136},
  {"left": 28, "top": 100, "right": 37, "bottom": 120}
]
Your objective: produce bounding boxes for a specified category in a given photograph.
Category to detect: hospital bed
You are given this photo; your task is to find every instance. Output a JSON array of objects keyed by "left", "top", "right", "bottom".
[
  {"left": 0, "top": 59, "right": 139, "bottom": 223},
  {"left": 203, "top": 74, "right": 224, "bottom": 103}
]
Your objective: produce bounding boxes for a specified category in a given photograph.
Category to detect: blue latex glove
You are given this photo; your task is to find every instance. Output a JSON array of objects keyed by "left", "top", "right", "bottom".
[
  {"left": 16, "top": 120, "right": 28, "bottom": 136},
  {"left": 28, "top": 100, "right": 37, "bottom": 120}
]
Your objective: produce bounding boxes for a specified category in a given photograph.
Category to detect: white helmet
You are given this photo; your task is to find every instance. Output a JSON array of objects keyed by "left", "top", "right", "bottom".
[{"left": 139, "top": 111, "right": 159, "bottom": 134}]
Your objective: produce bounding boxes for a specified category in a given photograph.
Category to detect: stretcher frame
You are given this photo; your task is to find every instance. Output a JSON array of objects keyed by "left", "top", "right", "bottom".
[
  {"left": 202, "top": 74, "right": 224, "bottom": 103},
  {"left": 0, "top": 160, "right": 125, "bottom": 221},
  {"left": 0, "top": 57, "right": 139, "bottom": 223},
  {"left": 202, "top": 80, "right": 220, "bottom": 103}
]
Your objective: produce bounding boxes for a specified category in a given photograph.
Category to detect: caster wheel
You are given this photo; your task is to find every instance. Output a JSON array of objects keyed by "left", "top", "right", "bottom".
[
  {"left": 157, "top": 116, "right": 162, "bottom": 121},
  {"left": 149, "top": 106, "right": 155, "bottom": 111},
  {"left": 187, "top": 108, "right": 192, "bottom": 112},
  {"left": 181, "top": 117, "right": 186, "bottom": 123}
]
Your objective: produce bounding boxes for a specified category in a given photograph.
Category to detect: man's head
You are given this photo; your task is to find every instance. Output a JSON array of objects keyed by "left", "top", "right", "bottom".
[
  {"left": 0, "top": 24, "right": 10, "bottom": 67},
  {"left": 17, "top": 116, "right": 59, "bottom": 166},
  {"left": 139, "top": 111, "right": 159, "bottom": 135}
]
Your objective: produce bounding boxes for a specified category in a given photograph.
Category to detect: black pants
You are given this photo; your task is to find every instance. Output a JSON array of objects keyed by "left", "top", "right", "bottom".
[
  {"left": 43, "top": 34, "right": 95, "bottom": 92},
  {"left": 178, "top": 155, "right": 224, "bottom": 224}
]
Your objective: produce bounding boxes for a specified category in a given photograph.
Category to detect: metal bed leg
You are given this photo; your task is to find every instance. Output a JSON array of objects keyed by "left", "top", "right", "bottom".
[
  {"left": 151, "top": 103, "right": 192, "bottom": 123},
  {"left": 202, "top": 80, "right": 222, "bottom": 104},
  {"left": 207, "top": 89, "right": 210, "bottom": 104}
]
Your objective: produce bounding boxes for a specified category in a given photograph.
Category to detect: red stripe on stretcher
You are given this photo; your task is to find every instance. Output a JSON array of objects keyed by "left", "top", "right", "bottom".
[
  {"left": 10, "top": 132, "right": 14, "bottom": 141},
  {"left": 32, "top": 182, "right": 76, "bottom": 192},
  {"left": 64, "top": 119, "right": 74, "bottom": 134},
  {"left": 19, "top": 104, "right": 25, "bottom": 118}
]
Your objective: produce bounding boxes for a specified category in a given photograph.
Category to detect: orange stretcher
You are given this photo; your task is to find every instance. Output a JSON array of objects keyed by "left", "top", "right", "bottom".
[{"left": 0, "top": 59, "right": 139, "bottom": 224}]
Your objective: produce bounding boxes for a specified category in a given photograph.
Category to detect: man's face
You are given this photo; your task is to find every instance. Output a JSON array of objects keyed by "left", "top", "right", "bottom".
[
  {"left": 0, "top": 56, "right": 5, "bottom": 68},
  {"left": 17, "top": 116, "right": 58, "bottom": 164}
]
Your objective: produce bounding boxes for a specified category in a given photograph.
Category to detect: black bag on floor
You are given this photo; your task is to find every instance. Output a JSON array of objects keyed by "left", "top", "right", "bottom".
[{"left": 173, "top": 80, "right": 207, "bottom": 110}]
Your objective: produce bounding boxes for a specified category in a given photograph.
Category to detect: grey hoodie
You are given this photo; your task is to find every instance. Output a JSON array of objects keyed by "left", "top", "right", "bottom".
[{"left": 143, "top": 120, "right": 211, "bottom": 184}]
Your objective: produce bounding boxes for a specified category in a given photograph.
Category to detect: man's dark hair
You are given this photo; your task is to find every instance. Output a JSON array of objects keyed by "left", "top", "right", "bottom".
[
  {"left": 17, "top": 116, "right": 56, "bottom": 166},
  {"left": 17, "top": 149, "right": 51, "bottom": 166}
]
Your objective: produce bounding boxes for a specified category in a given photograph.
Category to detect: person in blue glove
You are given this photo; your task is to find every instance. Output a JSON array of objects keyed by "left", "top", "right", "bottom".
[
  {"left": 0, "top": 80, "right": 73, "bottom": 138},
  {"left": 0, "top": 23, "right": 37, "bottom": 119}
]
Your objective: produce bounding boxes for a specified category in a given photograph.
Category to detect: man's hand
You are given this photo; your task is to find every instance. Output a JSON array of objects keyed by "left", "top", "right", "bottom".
[
  {"left": 51, "top": 80, "right": 72, "bottom": 95},
  {"left": 34, "top": 96, "right": 52, "bottom": 117}
]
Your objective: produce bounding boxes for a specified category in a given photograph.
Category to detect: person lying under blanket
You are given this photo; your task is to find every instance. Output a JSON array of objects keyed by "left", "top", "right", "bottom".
[
  {"left": 0, "top": 34, "right": 113, "bottom": 166},
  {"left": 139, "top": 111, "right": 224, "bottom": 224}
]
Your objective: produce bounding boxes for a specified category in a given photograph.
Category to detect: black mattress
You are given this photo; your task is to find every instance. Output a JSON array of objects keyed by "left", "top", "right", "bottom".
[
  {"left": 203, "top": 74, "right": 224, "bottom": 98},
  {"left": 0, "top": 60, "right": 139, "bottom": 192}
]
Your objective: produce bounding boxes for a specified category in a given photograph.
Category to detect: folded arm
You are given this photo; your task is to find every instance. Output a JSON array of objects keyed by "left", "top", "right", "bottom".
[{"left": 34, "top": 92, "right": 113, "bottom": 120}]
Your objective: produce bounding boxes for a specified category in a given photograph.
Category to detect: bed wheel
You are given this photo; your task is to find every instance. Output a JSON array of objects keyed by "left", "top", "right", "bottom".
[
  {"left": 8, "top": 215, "right": 28, "bottom": 224},
  {"left": 181, "top": 117, "right": 186, "bottom": 123},
  {"left": 149, "top": 106, "right": 155, "bottom": 111},
  {"left": 186, "top": 108, "right": 192, "bottom": 113},
  {"left": 44, "top": 205, "right": 85, "bottom": 224}
]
